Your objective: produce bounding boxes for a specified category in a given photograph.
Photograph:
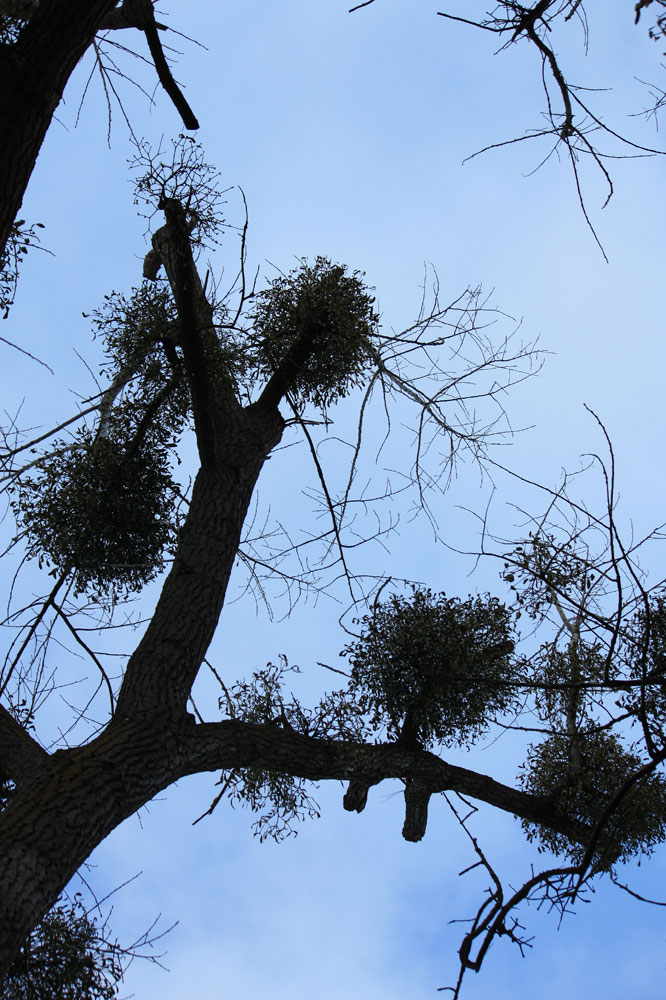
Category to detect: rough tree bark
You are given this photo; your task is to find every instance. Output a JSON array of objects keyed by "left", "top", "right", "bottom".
[{"left": 0, "top": 700, "right": 590, "bottom": 971}]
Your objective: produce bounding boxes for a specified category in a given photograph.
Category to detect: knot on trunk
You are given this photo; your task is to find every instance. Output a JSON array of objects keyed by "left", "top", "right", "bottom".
[
  {"left": 402, "top": 778, "right": 432, "bottom": 842},
  {"left": 343, "top": 776, "right": 379, "bottom": 813},
  {"left": 117, "top": 0, "right": 154, "bottom": 29}
]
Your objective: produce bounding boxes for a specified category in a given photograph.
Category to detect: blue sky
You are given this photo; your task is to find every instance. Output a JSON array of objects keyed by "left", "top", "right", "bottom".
[{"left": 3, "top": 1, "right": 666, "bottom": 997}]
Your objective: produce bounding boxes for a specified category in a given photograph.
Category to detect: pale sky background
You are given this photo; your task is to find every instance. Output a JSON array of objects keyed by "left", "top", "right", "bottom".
[{"left": 2, "top": 1, "right": 666, "bottom": 998}]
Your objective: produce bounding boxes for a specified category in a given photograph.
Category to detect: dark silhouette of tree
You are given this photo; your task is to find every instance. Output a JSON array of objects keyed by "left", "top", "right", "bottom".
[{"left": 0, "top": 6, "right": 665, "bottom": 999}]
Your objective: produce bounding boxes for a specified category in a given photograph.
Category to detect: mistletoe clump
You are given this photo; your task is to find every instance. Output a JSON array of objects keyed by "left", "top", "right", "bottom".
[
  {"left": 17, "top": 427, "right": 178, "bottom": 596},
  {"left": 93, "top": 284, "right": 179, "bottom": 368},
  {"left": 214, "top": 657, "right": 371, "bottom": 841},
  {"left": 3, "top": 899, "right": 124, "bottom": 1000},
  {"left": 519, "top": 729, "right": 666, "bottom": 868},
  {"left": 528, "top": 640, "right": 606, "bottom": 725},
  {"left": 343, "top": 588, "right": 518, "bottom": 749},
  {"left": 250, "top": 256, "right": 378, "bottom": 408},
  {"left": 13, "top": 283, "right": 196, "bottom": 596},
  {"left": 90, "top": 284, "right": 192, "bottom": 427}
]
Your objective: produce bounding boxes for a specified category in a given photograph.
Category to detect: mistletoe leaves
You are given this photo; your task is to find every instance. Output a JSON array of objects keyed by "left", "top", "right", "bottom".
[
  {"left": 89, "top": 283, "right": 190, "bottom": 436},
  {"left": 3, "top": 897, "right": 124, "bottom": 1000},
  {"left": 343, "top": 588, "right": 519, "bottom": 750},
  {"left": 11, "top": 250, "right": 378, "bottom": 598},
  {"left": 250, "top": 256, "right": 379, "bottom": 409},
  {"left": 214, "top": 657, "right": 370, "bottom": 842},
  {"left": 16, "top": 428, "right": 179, "bottom": 597},
  {"left": 618, "top": 594, "right": 666, "bottom": 740},
  {"left": 519, "top": 730, "right": 666, "bottom": 869},
  {"left": 0, "top": 219, "right": 46, "bottom": 319},
  {"left": 13, "top": 284, "right": 190, "bottom": 597}
]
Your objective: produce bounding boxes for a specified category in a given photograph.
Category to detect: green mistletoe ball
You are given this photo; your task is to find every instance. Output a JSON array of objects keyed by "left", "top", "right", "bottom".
[
  {"left": 519, "top": 729, "right": 666, "bottom": 868},
  {"left": 251, "top": 256, "right": 378, "bottom": 408},
  {"left": 344, "top": 588, "right": 517, "bottom": 749},
  {"left": 18, "top": 433, "right": 177, "bottom": 596}
]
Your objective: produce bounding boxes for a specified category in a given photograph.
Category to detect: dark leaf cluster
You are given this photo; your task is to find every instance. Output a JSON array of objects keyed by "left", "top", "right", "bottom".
[
  {"left": 343, "top": 588, "right": 518, "bottom": 749},
  {"left": 635, "top": 0, "right": 666, "bottom": 40},
  {"left": 250, "top": 257, "right": 379, "bottom": 409},
  {"left": 2, "top": 898, "right": 123, "bottom": 1000},
  {"left": 90, "top": 283, "right": 191, "bottom": 434},
  {"left": 528, "top": 641, "right": 606, "bottom": 724},
  {"left": 0, "top": 220, "right": 45, "bottom": 319},
  {"left": 12, "top": 283, "right": 196, "bottom": 596},
  {"left": 218, "top": 763, "right": 321, "bottom": 844},
  {"left": 131, "top": 136, "right": 225, "bottom": 248},
  {"left": 503, "top": 531, "right": 595, "bottom": 623},
  {"left": 519, "top": 729, "right": 666, "bottom": 868},
  {"left": 15, "top": 427, "right": 178, "bottom": 596},
  {"left": 215, "top": 657, "right": 370, "bottom": 841},
  {"left": 619, "top": 594, "right": 666, "bottom": 738},
  {"left": 216, "top": 659, "right": 320, "bottom": 842}
]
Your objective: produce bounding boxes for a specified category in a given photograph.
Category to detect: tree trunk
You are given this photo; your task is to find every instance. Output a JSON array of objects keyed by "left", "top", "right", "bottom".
[
  {"left": 0, "top": 717, "right": 188, "bottom": 972},
  {"left": 0, "top": 0, "right": 119, "bottom": 257},
  {"left": 0, "top": 396, "right": 283, "bottom": 975},
  {"left": 116, "top": 403, "right": 285, "bottom": 720}
]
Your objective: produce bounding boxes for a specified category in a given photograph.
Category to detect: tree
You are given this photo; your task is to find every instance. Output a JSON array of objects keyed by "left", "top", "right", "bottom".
[{"left": 0, "top": 4, "right": 664, "bottom": 998}]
